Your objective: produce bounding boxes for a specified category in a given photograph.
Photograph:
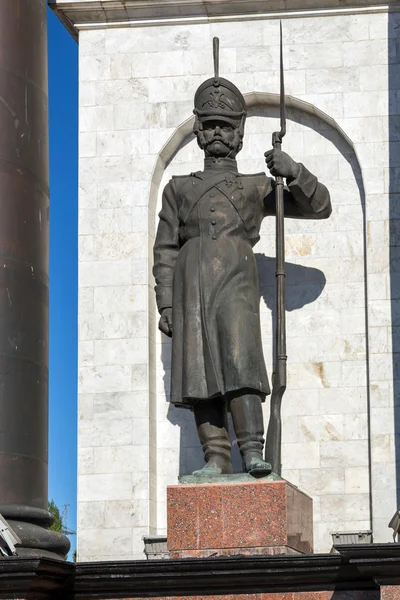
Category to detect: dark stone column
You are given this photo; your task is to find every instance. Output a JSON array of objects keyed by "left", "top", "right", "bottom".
[{"left": 0, "top": 0, "right": 69, "bottom": 559}]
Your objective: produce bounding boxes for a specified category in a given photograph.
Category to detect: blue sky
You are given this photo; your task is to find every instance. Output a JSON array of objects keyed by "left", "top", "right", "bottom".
[{"left": 47, "top": 7, "right": 78, "bottom": 556}]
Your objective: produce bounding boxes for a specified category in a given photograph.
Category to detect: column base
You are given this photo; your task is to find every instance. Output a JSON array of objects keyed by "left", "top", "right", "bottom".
[{"left": 1, "top": 504, "right": 70, "bottom": 560}]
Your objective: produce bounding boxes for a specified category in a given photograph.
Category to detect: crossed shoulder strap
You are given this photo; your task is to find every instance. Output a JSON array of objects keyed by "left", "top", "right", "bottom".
[{"left": 178, "top": 171, "right": 234, "bottom": 222}]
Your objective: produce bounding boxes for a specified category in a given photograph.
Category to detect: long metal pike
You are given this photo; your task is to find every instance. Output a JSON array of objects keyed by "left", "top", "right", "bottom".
[{"left": 265, "top": 21, "right": 287, "bottom": 476}]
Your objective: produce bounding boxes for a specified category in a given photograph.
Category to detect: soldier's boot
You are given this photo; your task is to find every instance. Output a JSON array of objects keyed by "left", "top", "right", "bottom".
[
  {"left": 230, "top": 392, "right": 272, "bottom": 476},
  {"left": 192, "top": 398, "right": 232, "bottom": 475}
]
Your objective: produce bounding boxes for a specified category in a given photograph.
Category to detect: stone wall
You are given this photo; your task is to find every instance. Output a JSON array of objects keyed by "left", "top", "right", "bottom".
[{"left": 74, "top": 6, "right": 398, "bottom": 560}]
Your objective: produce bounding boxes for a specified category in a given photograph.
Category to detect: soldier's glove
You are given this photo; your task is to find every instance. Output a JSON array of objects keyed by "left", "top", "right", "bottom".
[
  {"left": 159, "top": 307, "right": 173, "bottom": 338},
  {"left": 264, "top": 148, "right": 300, "bottom": 181}
]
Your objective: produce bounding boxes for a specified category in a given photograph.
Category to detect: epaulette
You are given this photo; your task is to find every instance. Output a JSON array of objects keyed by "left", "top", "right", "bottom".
[{"left": 237, "top": 172, "right": 267, "bottom": 178}]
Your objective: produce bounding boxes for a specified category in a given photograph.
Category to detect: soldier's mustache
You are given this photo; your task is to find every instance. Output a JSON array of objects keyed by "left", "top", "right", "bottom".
[{"left": 206, "top": 136, "right": 236, "bottom": 150}]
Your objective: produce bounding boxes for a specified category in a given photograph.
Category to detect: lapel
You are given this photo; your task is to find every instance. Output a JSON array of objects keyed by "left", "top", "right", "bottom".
[
  {"left": 215, "top": 176, "right": 245, "bottom": 216},
  {"left": 179, "top": 170, "right": 234, "bottom": 223},
  {"left": 216, "top": 175, "right": 259, "bottom": 244},
  {"left": 178, "top": 170, "right": 261, "bottom": 245}
]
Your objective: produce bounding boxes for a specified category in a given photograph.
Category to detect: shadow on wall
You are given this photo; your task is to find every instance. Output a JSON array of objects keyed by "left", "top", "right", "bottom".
[
  {"left": 256, "top": 254, "right": 327, "bottom": 312},
  {"left": 389, "top": 12, "right": 400, "bottom": 512},
  {"left": 256, "top": 254, "right": 326, "bottom": 366},
  {"left": 156, "top": 98, "right": 367, "bottom": 478}
]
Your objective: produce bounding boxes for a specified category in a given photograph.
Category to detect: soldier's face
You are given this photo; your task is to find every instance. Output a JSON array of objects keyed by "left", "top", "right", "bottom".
[{"left": 202, "top": 120, "right": 236, "bottom": 157}]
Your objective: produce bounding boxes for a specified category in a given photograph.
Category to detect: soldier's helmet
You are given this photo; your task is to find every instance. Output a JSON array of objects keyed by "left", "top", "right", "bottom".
[
  {"left": 193, "top": 38, "right": 246, "bottom": 151},
  {"left": 194, "top": 76, "right": 247, "bottom": 128}
]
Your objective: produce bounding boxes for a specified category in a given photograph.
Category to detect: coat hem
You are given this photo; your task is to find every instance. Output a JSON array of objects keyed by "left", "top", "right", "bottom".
[{"left": 171, "top": 385, "right": 271, "bottom": 410}]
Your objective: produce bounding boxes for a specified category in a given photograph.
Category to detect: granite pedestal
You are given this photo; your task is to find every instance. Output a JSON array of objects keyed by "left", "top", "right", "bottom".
[{"left": 167, "top": 478, "right": 313, "bottom": 558}]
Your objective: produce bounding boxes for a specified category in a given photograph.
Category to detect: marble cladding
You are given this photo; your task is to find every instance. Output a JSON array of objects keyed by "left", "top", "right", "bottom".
[{"left": 77, "top": 11, "right": 399, "bottom": 561}]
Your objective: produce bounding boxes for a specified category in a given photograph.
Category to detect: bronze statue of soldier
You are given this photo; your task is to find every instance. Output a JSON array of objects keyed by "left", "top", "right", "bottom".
[{"left": 153, "top": 42, "right": 332, "bottom": 477}]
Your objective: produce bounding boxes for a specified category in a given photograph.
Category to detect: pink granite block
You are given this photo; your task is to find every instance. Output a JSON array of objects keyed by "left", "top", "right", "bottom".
[
  {"left": 294, "top": 592, "right": 379, "bottom": 600},
  {"left": 381, "top": 587, "right": 400, "bottom": 600},
  {"left": 167, "top": 479, "right": 313, "bottom": 555}
]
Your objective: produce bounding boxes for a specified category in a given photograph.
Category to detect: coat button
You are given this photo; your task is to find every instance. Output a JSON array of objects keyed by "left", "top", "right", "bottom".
[
  {"left": 211, "top": 220, "right": 216, "bottom": 225},
  {"left": 210, "top": 207, "right": 215, "bottom": 212},
  {"left": 212, "top": 235, "right": 217, "bottom": 240}
]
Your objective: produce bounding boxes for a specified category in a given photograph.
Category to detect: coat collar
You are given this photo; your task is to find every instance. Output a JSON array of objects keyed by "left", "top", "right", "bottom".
[
  {"left": 192, "top": 157, "right": 239, "bottom": 180},
  {"left": 204, "top": 156, "right": 239, "bottom": 173}
]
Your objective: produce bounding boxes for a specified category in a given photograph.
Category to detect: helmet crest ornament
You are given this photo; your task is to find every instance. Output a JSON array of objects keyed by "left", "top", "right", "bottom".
[{"left": 213, "top": 36, "right": 220, "bottom": 86}]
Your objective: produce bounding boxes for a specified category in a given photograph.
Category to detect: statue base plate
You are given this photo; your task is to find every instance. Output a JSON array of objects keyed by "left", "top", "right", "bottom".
[
  {"left": 178, "top": 471, "right": 283, "bottom": 484},
  {"left": 167, "top": 478, "right": 313, "bottom": 557}
]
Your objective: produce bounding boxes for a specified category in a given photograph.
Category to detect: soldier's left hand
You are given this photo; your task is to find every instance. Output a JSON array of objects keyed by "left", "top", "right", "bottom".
[{"left": 264, "top": 149, "right": 300, "bottom": 180}]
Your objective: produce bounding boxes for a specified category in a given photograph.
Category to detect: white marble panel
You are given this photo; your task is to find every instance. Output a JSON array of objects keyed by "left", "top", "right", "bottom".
[
  {"left": 80, "top": 132, "right": 97, "bottom": 158},
  {"left": 320, "top": 440, "right": 369, "bottom": 468},
  {"left": 80, "top": 81, "right": 97, "bottom": 107},
  {"left": 306, "top": 67, "right": 360, "bottom": 94},
  {"left": 148, "top": 75, "right": 203, "bottom": 103},
  {"left": 79, "top": 260, "right": 132, "bottom": 287},
  {"left": 93, "top": 285, "right": 147, "bottom": 313},
  {"left": 344, "top": 91, "right": 389, "bottom": 119},
  {"left": 343, "top": 39, "right": 388, "bottom": 67},
  {"left": 77, "top": 501, "right": 105, "bottom": 530},
  {"left": 79, "top": 340, "right": 94, "bottom": 367},
  {"left": 80, "top": 30, "right": 106, "bottom": 56},
  {"left": 78, "top": 527, "right": 133, "bottom": 558},
  {"left": 280, "top": 14, "right": 370, "bottom": 44},
  {"left": 80, "top": 156, "right": 133, "bottom": 184},
  {"left": 114, "top": 102, "right": 167, "bottom": 131},
  {"left": 93, "top": 445, "right": 148, "bottom": 474},
  {"left": 93, "top": 392, "right": 148, "bottom": 420},
  {"left": 94, "top": 338, "right": 148, "bottom": 366},
  {"left": 299, "top": 467, "right": 345, "bottom": 496},
  {"left": 80, "top": 105, "right": 114, "bottom": 132},
  {"left": 214, "top": 20, "right": 264, "bottom": 47},
  {"left": 79, "top": 473, "right": 133, "bottom": 501},
  {"left": 80, "top": 55, "right": 111, "bottom": 81},
  {"left": 96, "top": 79, "right": 148, "bottom": 105},
  {"left": 79, "top": 311, "right": 147, "bottom": 341},
  {"left": 79, "top": 365, "right": 132, "bottom": 394},
  {"left": 79, "top": 417, "right": 133, "bottom": 448},
  {"left": 288, "top": 43, "right": 343, "bottom": 70},
  {"left": 110, "top": 54, "right": 132, "bottom": 79},
  {"left": 345, "top": 467, "right": 370, "bottom": 494}
]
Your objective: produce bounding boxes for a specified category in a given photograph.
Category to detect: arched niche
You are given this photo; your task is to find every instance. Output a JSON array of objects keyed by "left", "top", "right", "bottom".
[{"left": 148, "top": 93, "right": 369, "bottom": 553}]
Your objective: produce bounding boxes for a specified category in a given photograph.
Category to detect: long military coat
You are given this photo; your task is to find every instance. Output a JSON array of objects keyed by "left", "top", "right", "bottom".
[{"left": 153, "top": 157, "right": 331, "bottom": 408}]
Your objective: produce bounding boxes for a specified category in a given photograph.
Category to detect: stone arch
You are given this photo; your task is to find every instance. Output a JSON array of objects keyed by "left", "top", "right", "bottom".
[{"left": 147, "top": 91, "right": 362, "bottom": 215}]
